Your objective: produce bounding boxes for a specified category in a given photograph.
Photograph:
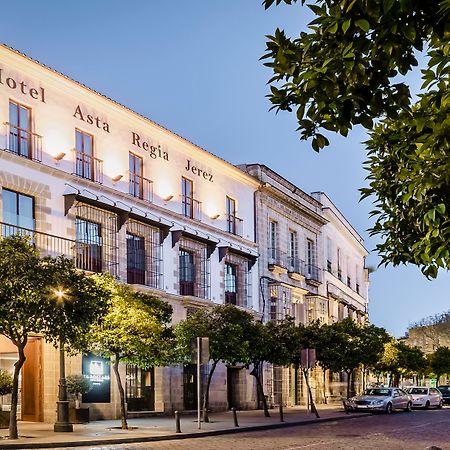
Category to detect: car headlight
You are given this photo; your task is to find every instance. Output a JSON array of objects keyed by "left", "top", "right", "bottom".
[{"left": 372, "top": 400, "right": 384, "bottom": 405}]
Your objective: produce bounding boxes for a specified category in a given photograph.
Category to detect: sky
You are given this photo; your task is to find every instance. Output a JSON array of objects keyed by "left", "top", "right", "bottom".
[{"left": 1, "top": 0, "right": 448, "bottom": 337}]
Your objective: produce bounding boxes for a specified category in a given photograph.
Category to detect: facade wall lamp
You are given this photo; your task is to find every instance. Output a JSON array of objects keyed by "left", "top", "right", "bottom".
[
  {"left": 54, "top": 152, "right": 66, "bottom": 162},
  {"left": 162, "top": 194, "right": 174, "bottom": 203},
  {"left": 211, "top": 214, "right": 220, "bottom": 220},
  {"left": 112, "top": 174, "right": 123, "bottom": 183}
]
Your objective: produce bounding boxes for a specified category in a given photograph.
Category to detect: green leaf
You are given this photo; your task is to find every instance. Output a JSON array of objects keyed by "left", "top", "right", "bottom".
[
  {"left": 355, "top": 19, "right": 370, "bottom": 33},
  {"left": 342, "top": 19, "right": 351, "bottom": 34}
]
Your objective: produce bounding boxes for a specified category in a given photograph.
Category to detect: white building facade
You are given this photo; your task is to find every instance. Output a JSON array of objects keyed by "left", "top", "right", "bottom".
[{"left": 0, "top": 44, "right": 260, "bottom": 422}]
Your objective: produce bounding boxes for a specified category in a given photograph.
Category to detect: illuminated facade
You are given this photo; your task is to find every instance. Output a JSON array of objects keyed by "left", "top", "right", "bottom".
[{"left": 0, "top": 44, "right": 260, "bottom": 422}]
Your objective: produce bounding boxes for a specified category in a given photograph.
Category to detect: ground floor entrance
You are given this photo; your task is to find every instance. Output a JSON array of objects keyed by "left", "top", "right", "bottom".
[{"left": 125, "top": 366, "right": 155, "bottom": 412}]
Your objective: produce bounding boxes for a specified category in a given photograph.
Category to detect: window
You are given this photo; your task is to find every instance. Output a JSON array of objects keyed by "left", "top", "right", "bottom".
[
  {"left": 226, "top": 196, "right": 238, "bottom": 234},
  {"left": 75, "top": 217, "right": 102, "bottom": 272},
  {"left": 337, "top": 248, "right": 342, "bottom": 280},
  {"left": 129, "top": 153, "right": 143, "bottom": 199},
  {"left": 2, "top": 189, "right": 34, "bottom": 230},
  {"left": 75, "top": 129, "right": 94, "bottom": 180},
  {"left": 347, "top": 276, "right": 351, "bottom": 288},
  {"left": 269, "top": 220, "right": 278, "bottom": 261},
  {"left": 182, "top": 177, "right": 194, "bottom": 218},
  {"left": 224, "top": 262, "right": 238, "bottom": 305},
  {"left": 179, "top": 249, "right": 195, "bottom": 296},
  {"left": 127, "top": 232, "right": 145, "bottom": 285},
  {"left": 326, "top": 238, "right": 332, "bottom": 272},
  {"left": 307, "top": 239, "right": 318, "bottom": 280},
  {"left": 9, "top": 101, "right": 32, "bottom": 158}
]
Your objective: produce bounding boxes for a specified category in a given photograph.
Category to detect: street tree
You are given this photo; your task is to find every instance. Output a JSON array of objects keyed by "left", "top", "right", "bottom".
[
  {"left": 175, "top": 304, "right": 254, "bottom": 422},
  {"left": 88, "top": 277, "right": 175, "bottom": 430},
  {"left": 429, "top": 346, "right": 450, "bottom": 384},
  {"left": 376, "top": 341, "right": 428, "bottom": 386},
  {"left": 263, "top": 0, "right": 450, "bottom": 277},
  {"left": 0, "top": 236, "right": 110, "bottom": 439}
]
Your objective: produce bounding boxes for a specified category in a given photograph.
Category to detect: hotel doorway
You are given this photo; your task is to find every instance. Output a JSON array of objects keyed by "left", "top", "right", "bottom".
[
  {"left": 125, "top": 366, "right": 155, "bottom": 411},
  {"left": 22, "top": 336, "right": 43, "bottom": 422}
]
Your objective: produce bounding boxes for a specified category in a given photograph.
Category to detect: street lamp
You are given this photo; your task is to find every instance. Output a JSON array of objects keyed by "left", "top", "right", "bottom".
[{"left": 53, "top": 288, "right": 73, "bottom": 432}]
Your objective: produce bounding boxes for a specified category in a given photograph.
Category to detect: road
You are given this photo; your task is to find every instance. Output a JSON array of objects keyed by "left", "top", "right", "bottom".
[{"left": 42, "top": 408, "right": 450, "bottom": 450}]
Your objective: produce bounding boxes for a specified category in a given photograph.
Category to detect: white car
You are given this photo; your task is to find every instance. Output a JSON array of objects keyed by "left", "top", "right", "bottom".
[{"left": 404, "top": 387, "right": 443, "bottom": 409}]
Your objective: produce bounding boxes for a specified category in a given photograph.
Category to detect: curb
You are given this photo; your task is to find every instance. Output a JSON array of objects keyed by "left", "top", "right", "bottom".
[{"left": 0, "top": 413, "right": 369, "bottom": 449}]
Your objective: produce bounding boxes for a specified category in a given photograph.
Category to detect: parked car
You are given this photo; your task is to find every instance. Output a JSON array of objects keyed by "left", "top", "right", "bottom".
[
  {"left": 404, "top": 387, "right": 443, "bottom": 409},
  {"left": 437, "top": 386, "right": 450, "bottom": 405},
  {"left": 346, "top": 387, "right": 412, "bottom": 414}
]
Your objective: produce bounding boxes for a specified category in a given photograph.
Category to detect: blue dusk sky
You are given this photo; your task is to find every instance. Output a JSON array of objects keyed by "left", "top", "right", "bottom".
[{"left": 1, "top": 1, "right": 448, "bottom": 337}]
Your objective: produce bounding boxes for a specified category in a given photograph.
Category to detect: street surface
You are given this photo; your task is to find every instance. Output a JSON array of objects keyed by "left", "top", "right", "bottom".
[{"left": 39, "top": 408, "right": 450, "bottom": 450}]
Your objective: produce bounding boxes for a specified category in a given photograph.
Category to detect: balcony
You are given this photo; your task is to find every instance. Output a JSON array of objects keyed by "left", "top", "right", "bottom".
[
  {"left": 226, "top": 214, "right": 243, "bottom": 237},
  {"left": 287, "top": 256, "right": 305, "bottom": 280},
  {"left": 3, "top": 122, "right": 42, "bottom": 162},
  {"left": 306, "top": 264, "right": 321, "bottom": 285},
  {"left": 73, "top": 149, "right": 103, "bottom": 184},
  {"left": 129, "top": 173, "right": 153, "bottom": 203},
  {"left": 268, "top": 248, "right": 287, "bottom": 275},
  {"left": 1, "top": 221, "right": 117, "bottom": 277},
  {"left": 181, "top": 195, "right": 202, "bottom": 221}
]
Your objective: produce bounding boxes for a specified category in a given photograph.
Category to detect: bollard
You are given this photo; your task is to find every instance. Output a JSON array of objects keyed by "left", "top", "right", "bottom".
[
  {"left": 174, "top": 410, "right": 181, "bottom": 433},
  {"left": 279, "top": 403, "right": 284, "bottom": 422},
  {"left": 231, "top": 407, "right": 239, "bottom": 427}
]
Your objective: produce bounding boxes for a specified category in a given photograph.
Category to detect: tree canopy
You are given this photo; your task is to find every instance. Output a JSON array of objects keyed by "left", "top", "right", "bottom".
[{"left": 263, "top": 0, "right": 450, "bottom": 277}]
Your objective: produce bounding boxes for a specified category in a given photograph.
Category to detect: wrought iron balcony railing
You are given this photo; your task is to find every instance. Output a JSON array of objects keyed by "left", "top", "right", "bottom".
[
  {"left": 129, "top": 173, "right": 153, "bottom": 203},
  {"left": 268, "top": 248, "right": 287, "bottom": 268},
  {"left": 181, "top": 195, "right": 202, "bottom": 221},
  {"left": 306, "top": 264, "right": 321, "bottom": 282},
  {"left": 226, "top": 214, "right": 243, "bottom": 237},
  {"left": 4, "top": 122, "right": 42, "bottom": 162},
  {"left": 73, "top": 149, "right": 103, "bottom": 184},
  {"left": 287, "top": 256, "right": 305, "bottom": 275}
]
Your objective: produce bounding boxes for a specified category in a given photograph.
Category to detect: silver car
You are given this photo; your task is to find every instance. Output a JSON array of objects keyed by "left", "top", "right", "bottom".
[
  {"left": 346, "top": 387, "right": 412, "bottom": 414},
  {"left": 404, "top": 387, "right": 443, "bottom": 409}
]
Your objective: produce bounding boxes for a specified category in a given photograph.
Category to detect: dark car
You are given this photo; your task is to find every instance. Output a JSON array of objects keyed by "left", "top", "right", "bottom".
[{"left": 437, "top": 386, "right": 450, "bottom": 405}]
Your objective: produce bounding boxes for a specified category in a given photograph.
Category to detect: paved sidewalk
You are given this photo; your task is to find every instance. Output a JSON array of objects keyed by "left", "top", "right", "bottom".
[{"left": 0, "top": 405, "right": 367, "bottom": 449}]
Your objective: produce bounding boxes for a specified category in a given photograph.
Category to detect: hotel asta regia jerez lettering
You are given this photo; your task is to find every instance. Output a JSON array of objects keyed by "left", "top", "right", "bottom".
[{"left": 0, "top": 43, "right": 369, "bottom": 423}]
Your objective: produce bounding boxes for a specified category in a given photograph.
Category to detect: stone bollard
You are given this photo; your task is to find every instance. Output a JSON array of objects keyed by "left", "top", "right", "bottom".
[
  {"left": 279, "top": 403, "right": 284, "bottom": 422},
  {"left": 231, "top": 407, "right": 239, "bottom": 427},
  {"left": 174, "top": 410, "right": 181, "bottom": 433}
]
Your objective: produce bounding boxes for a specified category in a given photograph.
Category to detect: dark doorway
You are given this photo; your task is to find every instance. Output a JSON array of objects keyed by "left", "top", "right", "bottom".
[
  {"left": 183, "top": 364, "right": 197, "bottom": 410},
  {"left": 126, "top": 366, "right": 155, "bottom": 411},
  {"left": 227, "top": 368, "right": 240, "bottom": 410}
]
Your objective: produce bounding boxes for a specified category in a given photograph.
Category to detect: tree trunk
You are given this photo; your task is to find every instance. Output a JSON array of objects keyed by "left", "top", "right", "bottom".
[
  {"left": 112, "top": 354, "right": 128, "bottom": 430},
  {"left": 202, "top": 360, "right": 218, "bottom": 423},
  {"left": 9, "top": 339, "right": 27, "bottom": 440},
  {"left": 303, "top": 368, "right": 319, "bottom": 418},
  {"left": 250, "top": 363, "right": 270, "bottom": 417},
  {"left": 323, "top": 369, "right": 327, "bottom": 404},
  {"left": 346, "top": 370, "right": 352, "bottom": 399}
]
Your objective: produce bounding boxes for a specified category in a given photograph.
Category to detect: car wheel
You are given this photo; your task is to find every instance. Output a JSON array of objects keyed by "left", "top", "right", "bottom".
[
  {"left": 437, "top": 400, "right": 443, "bottom": 409},
  {"left": 404, "top": 401, "right": 412, "bottom": 412},
  {"left": 385, "top": 402, "right": 393, "bottom": 414},
  {"left": 425, "top": 400, "right": 430, "bottom": 410}
]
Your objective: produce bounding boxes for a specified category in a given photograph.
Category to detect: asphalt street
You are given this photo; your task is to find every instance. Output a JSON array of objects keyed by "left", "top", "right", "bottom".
[{"left": 33, "top": 408, "right": 450, "bottom": 450}]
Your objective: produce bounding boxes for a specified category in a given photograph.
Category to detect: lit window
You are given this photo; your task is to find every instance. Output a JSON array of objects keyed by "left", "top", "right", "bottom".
[
  {"left": 2, "top": 189, "right": 34, "bottom": 231},
  {"left": 75, "top": 129, "right": 94, "bottom": 180},
  {"left": 8, "top": 101, "right": 31, "bottom": 158}
]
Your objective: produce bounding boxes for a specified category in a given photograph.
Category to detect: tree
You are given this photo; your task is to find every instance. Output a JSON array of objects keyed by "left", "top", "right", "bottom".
[
  {"left": 429, "top": 346, "right": 450, "bottom": 384},
  {"left": 0, "top": 236, "right": 109, "bottom": 439},
  {"left": 375, "top": 341, "right": 428, "bottom": 386},
  {"left": 263, "top": 0, "right": 450, "bottom": 277},
  {"left": 88, "top": 277, "right": 175, "bottom": 430},
  {"left": 175, "top": 304, "right": 254, "bottom": 422},
  {"left": 324, "top": 318, "right": 389, "bottom": 398}
]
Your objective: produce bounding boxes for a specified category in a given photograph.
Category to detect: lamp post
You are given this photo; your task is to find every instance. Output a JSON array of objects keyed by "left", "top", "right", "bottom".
[{"left": 53, "top": 289, "right": 73, "bottom": 432}]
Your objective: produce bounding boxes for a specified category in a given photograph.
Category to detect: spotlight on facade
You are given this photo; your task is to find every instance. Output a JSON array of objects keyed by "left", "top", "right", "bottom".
[
  {"left": 53, "top": 152, "right": 66, "bottom": 162},
  {"left": 162, "top": 194, "right": 174, "bottom": 203},
  {"left": 112, "top": 174, "right": 123, "bottom": 183},
  {"left": 211, "top": 213, "right": 220, "bottom": 220}
]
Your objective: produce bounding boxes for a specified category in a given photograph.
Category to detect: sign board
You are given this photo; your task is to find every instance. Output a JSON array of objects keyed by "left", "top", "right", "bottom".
[
  {"left": 191, "top": 337, "right": 210, "bottom": 364},
  {"left": 82, "top": 352, "right": 111, "bottom": 403},
  {"left": 300, "top": 348, "right": 316, "bottom": 369}
]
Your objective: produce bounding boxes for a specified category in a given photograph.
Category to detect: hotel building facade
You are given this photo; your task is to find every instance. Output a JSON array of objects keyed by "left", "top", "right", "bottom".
[{"left": 0, "top": 44, "right": 368, "bottom": 423}]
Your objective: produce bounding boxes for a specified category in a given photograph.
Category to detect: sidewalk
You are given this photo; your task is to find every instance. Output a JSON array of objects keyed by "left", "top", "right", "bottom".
[{"left": 0, "top": 405, "right": 368, "bottom": 449}]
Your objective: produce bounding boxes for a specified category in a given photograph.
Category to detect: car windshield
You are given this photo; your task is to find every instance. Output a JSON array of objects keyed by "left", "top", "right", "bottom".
[
  {"left": 438, "top": 386, "right": 450, "bottom": 393},
  {"left": 408, "top": 388, "right": 428, "bottom": 395},
  {"left": 363, "top": 389, "right": 391, "bottom": 396}
]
